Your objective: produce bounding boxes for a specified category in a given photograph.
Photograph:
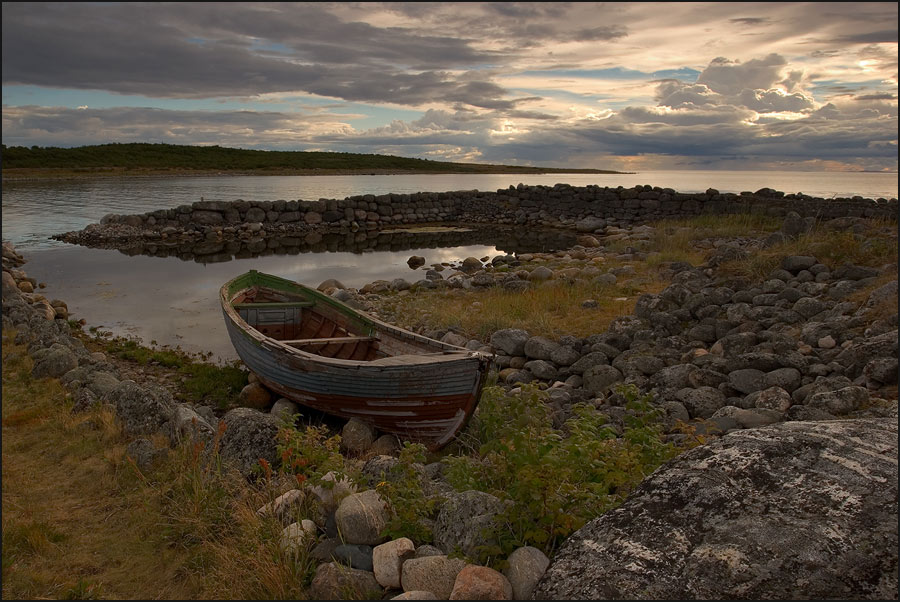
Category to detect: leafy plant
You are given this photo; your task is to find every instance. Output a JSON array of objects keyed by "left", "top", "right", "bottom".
[
  {"left": 442, "top": 383, "right": 681, "bottom": 563},
  {"left": 275, "top": 424, "right": 349, "bottom": 488},
  {"left": 375, "top": 442, "right": 439, "bottom": 544},
  {"left": 90, "top": 334, "right": 248, "bottom": 407}
]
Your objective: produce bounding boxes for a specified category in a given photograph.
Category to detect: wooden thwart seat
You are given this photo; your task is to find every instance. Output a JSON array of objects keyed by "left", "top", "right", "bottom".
[
  {"left": 282, "top": 336, "right": 376, "bottom": 347},
  {"left": 234, "top": 301, "right": 315, "bottom": 309}
]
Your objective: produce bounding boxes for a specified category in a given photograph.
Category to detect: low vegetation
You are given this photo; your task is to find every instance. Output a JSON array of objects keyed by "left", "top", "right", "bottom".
[
  {"left": 1, "top": 330, "right": 315, "bottom": 599},
  {"left": 1, "top": 143, "right": 620, "bottom": 177},
  {"left": 380, "top": 256, "right": 672, "bottom": 341},
  {"left": 717, "top": 219, "right": 898, "bottom": 281},
  {"left": 87, "top": 332, "right": 248, "bottom": 409},
  {"left": 441, "top": 383, "right": 694, "bottom": 564}
]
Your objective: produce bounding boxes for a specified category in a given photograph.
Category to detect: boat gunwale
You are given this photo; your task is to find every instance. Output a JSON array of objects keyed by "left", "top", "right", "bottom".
[{"left": 221, "top": 270, "right": 493, "bottom": 370}]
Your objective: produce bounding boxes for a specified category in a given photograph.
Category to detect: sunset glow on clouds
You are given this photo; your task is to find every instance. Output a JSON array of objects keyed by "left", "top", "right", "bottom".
[{"left": 2, "top": 2, "right": 897, "bottom": 171}]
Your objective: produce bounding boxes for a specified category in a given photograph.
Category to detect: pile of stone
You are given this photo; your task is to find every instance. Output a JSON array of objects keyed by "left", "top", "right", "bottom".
[
  {"left": 482, "top": 250, "right": 897, "bottom": 436},
  {"left": 53, "top": 184, "right": 897, "bottom": 250},
  {"left": 342, "top": 213, "right": 899, "bottom": 442},
  {"left": 262, "top": 468, "right": 550, "bottom": 600}
]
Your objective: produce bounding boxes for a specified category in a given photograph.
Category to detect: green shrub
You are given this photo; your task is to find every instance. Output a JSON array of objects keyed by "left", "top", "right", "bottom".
[
  {"left": 375, "top": 442, "right": 439, "bottom": 545},
  {"left": 442, "top": 383, "right": 680, "bottom": 563},
  {"left": 275, "top": 424, "right": 349, "bottom": 488}
]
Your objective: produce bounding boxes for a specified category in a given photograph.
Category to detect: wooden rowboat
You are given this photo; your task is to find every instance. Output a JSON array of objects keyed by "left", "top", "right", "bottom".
[{"left": 220, "top": 270, "right": 493, "bottom": 450}]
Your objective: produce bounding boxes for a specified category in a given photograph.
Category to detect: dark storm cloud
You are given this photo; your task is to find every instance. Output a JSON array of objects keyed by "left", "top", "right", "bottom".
[
  {"left": 0, "top": 2, "right": 515, "bottom": 108},
  {"left": 471, "top": 111, "right": 899, "bottom": 167},
  {"left": 729, "top": 17, "right": 771, "bottom": 26},
  {"left": 835, "top": 30, "right": 898, "bottom": 44},
  {"left": 572, "top": 26, "right": 629, "bottom": 42},
  {"left": 0, "top": 105, "right": 341, "bottom": 148}
]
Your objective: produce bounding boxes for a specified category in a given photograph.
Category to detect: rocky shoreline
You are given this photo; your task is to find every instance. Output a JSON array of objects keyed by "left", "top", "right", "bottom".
[
  {"left": 53, "top": 184, "right": 897, "bottom": 252},
  {"left": 4, "top": 195, "right": 899, "bottom": 598}
]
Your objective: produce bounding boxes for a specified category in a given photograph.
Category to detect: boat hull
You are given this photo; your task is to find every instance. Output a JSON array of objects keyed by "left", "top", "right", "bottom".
[{"left": 221, "top": 271, "right": 491, "bottom": 449}]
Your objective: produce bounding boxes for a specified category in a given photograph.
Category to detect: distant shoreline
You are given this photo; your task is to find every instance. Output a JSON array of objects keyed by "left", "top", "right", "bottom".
[{"left": 1, "top": 166, "right": 632, "bottom": 182}]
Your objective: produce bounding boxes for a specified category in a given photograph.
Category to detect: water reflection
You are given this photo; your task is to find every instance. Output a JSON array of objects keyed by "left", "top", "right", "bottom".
[
  {"left": 23, "top": 227, "right": 577, "bottom": 362},
  {"left": 110, "top": 226, "right": 577, "bottom": 264}
]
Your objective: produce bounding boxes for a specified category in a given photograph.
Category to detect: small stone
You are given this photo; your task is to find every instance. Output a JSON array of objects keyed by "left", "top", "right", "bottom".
[
  {"left": 257, "top": 489, "right": 306, "bottom": 525},
  {"left": 317, "top": 278, "right": 346, "bottom": 291},
  {"left": 309, "top": 471, "right": 358, "bottom": 512},
  {"left": 818, "top": 335, "right": 837, "bottom": 349},
  {"left": 503, "top": 546, "right": 550, "bottom": 600},
  {"left": 401, "top": 556, "right": 467, "bottom": 600},
  {"left": 270, "top": 398, "right": 300, "bottom": 422},
  {"left": 335, "top": 489, "right": 389, "bottom": 546},
  {"left": 753, "top": 386, "right": 793, "bottom": 413},
  {"left": 333, "top": 544, "right": 374, "bottom": 571},
  {"left": 370, "top": 434, "right": 401, "bottom": 457},
  {"left": 391, "top": 592, "right": 438, "bottom": 600},
  {"left": 373, "top": 537, "right": 416, "bottom": 588},
  {"left": 490, "top": 329, "right": 530, "bottom": 356},
  {"left": 280, "top": 520, "right": 317, "bottom": 556},
  {"left": 414, "top": 545, "right": 444, "bottom": 558},
  {"left": 527, "top": 266, "right": 553, "bottom": 281},
  {"left": 449, "top": 565, "right": 513, "bottom": 600},
  {"left": 806, "top": 386, "right": 869, "bottom": 415},
  {"left": 342, "top": 417, "right": 377, "bottom": 455},
  {"left": 309, "top": 562, "right": 381, "bottom": 600},
  {"left": 239, "top": 382, "right": 272, "bottom": 409}
]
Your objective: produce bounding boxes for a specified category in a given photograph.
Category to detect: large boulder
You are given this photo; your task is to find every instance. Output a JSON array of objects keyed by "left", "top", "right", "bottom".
[
  {"left": 335, "top": 489, "right": 390, "bottom": 546},
  {"left": 534, "top": 412, "right": 899, "bottom": 599},
  {"left": 490, "top": 329, "right": 530, "bottom": 357},
  {"left": 373, "top": 537, "right": 416, "bottom": 589},
  {"left": 449, "top": 564, "right": 512, "bottom": 600},
  {"left": 218, "top": 408, "right": 280, "bottom": 477},
  {"left": 104, "top": 380, "right": 174, "bottom": 436},
  {"left": 433, "top": 490, "right": 506, "bottom": 557},
  {"left": 309, "top": 562, "right": 381, "bottom": 600},
  {"left": 503, "top": 546, "right": 549, "bottom": 600},
  {"left": 31, "top": 344, "right": 78, "bottom": 379},
  {"left": 401, "top": 555, "right": 467, "bottom": 600}
]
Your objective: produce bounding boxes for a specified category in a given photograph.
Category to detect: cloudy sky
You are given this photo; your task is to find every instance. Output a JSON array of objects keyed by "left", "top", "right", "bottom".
[{"left": 2, "top": 2, "right": 897, "bottom": 171}]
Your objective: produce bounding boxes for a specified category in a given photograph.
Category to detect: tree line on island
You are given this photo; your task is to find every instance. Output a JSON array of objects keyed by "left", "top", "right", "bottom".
[{"left": 1, "top": 143, "right": 622, "bottom": 175}]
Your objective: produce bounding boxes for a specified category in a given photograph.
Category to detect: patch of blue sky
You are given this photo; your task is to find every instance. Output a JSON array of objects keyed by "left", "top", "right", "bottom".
[
  {"left": 512, "top": 87, "right": 649, "bottom": 111},
  {"left": 335, "top": 104, "right": 423, "bottom": 129},
  {"left": 518, "top": 67, "right": 699, "bottom": 81},
  {"left": 249, "top": 40, "right": 295, "bottom": 55},
  {"left": 808, "top": 78, "right": 891, "bottom": 92},
  {"left": 1, "top": 85, "right": 423, "bottom": 129},
  {"left": 806, "top": 78, "right": 893, "bottom": 103},
  {"left": 2, "top": 86, "right": 228, "bottom": 110},
  {"left": 513, "top": 88, "right": 613, "bottom": 102},
  {"left": 650, "top": 68, "right": 701, "bottom": 81}
]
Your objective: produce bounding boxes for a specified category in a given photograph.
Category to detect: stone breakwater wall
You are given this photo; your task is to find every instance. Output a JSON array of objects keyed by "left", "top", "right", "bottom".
[{"left": 67, "top": 184, "right": 897, "bottom": 246}]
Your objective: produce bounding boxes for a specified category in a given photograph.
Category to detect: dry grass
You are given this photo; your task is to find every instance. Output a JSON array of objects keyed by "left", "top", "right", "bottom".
[
  {"left": 2, "top": 330, "right": 193, "bottom": 600},
  {"left": 718, "top": 222, "right": 898, "bottom": 282},
  {"left": 372, "top": 213, "right": 897, "bottom": 344},
  {"left": 1, "top": 328, "right": 316, "bottom": 599},
  {"left": 383, "top": 262, "right": 669, "bottom": 341}
]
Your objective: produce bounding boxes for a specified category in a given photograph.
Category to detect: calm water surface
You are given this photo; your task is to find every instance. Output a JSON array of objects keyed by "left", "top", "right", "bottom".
[{"left": 3, "top": 170, "right": 897, "bottom": 360}]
